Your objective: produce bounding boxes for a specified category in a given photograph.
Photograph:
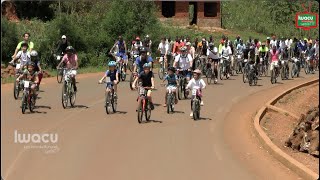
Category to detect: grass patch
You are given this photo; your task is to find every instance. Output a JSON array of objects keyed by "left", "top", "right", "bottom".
[{"left": 1, "top": 76, "right": 16, "bottom": 84}]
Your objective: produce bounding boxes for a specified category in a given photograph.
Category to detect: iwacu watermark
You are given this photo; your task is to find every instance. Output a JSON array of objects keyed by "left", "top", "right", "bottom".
[{"left": 14, "top": 130, "right": 60, "bottom": 154}]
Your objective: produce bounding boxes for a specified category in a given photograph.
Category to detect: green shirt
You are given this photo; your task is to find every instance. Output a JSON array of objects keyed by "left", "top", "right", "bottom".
[
  {"left": 258, "top": 46, "right": 268, "bottom": 53},
  {"left": 16, "top": 41, "right": 34, "bottom": 51}
]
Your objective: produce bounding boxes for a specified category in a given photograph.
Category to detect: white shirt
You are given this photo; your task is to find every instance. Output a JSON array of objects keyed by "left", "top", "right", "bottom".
[
  {"left": 158, "top": 42, "right": 169, "bottom": 55},
  {"left": 174, "top": 54, "right": 193, "bottom": 70},
  {"left": 16, "top": 50, "right": 31, "bottom": 66},
  {"left": 221, "top": 46, "right": 232, "bottom": 56},
  {"left": 270, "top": 40, "right": 277, "bottom": 47},
  {"left": 207, "top": 48, "right": 219, "bottom": 59},
  {"left": 186, "top": 78, "right": 206, "bottom": 90}
]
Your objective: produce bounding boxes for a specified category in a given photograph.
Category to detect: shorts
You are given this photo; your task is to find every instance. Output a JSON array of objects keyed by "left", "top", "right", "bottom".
[
  {"left": 270, "top": 61, "right": 279, "bottom": 71},
  {"left": 212, "top": 59, "right": 219, "bottom": 63},
  {"left": 166, "top": 86, "right": 177, "bottom": 91},
  {"left": 116, "top": 52, "right": 128, "bottom": 60},
  {"left": 178, "top": 69, "right": 192, "bottom": 78}
]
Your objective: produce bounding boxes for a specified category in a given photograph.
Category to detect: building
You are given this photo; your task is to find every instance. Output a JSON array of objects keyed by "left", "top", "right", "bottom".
[{"left": 155, "top": 1, "right": 221, "bottom": 28}]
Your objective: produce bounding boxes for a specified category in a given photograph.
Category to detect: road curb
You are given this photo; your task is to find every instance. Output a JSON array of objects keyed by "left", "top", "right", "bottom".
[{"left": 253, "top": 78, "right": 319, "bottom": 180}]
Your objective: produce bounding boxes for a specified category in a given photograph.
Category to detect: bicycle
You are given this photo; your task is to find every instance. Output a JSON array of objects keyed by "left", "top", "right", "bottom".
[
  {"left": 177, "top": 69, "right": 189, "bottom": 100},
  {"left": 13, "top": 62, "right": 24, "bottom": 100},
  {"left": 271, "top": 61, "right": 280, "bottom": 84},
  {"left": 304, "top": 56, "right": 315, "bottom": 74},
  {"left": 235, "top": 53, "right": 243, "bottom": 74},
  {"left": 60, "top": 68, "right": 76, "bottom": 108},
  {"left": 136, "top": 83, "right": 152, "bottom": 123},
  {"left": 21, "top": 80, "right": 37, "bottom": 114},
  {"left": 280, "top": 59, "right": 289, "bottom": 80},
  {"left": 161, "top": 84, "right": 176, "bottom": 114},
  {"left": 205, "top": 59, "right": 217, "bottom": 85},
  {"left": 158, "top": 55, "right": 167, "bottom": 80},
  {"left": 190, "top": 86, "right": 202, "bottom": 120},
  {"left": 116, "top": 56, "right": 126, "bottom": 81},
  {"left": 248, "top": 63, "right": 258, "bottom": 86},
  {"left": 99, "top": 77, "right": 117, "bottom": 114},
  {"left": 54, "top": 53, "right": 64, "bottom": 83},
  {"left": 290, "top": 57, "right": 301, "bottom": 78},
  {"left": 242, "top": 59, "right": 249, "bottom": 83},
  {"left": 219, "top": 55, "right": 231, "bottom": 80}
]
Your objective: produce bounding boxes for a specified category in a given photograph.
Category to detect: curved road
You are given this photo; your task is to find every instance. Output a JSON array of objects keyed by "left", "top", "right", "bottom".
[{"left": 1, "top": 69, "right": 318, "bottom": 180}]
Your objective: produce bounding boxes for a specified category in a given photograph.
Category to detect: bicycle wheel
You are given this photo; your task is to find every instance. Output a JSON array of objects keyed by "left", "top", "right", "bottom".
[
  {"left": 21, "top": 93, "right": 27, "bottom": 114},
  {"left": 305, "top": 63, "right": 310, "bottom": 74},
  {"left": 57, "top": 69, "right": 63, "bottom": 83},
  {"left": 105, "top": 92, "right": 111, "bottom": 114},
  {"left": 62, "top": 82, "right": 68, "bottom": 109},
  {"left": 112, "top": 92, "right": 117, "bottom": 113},
  {"left": 29, "top": 94, "right": 35, "bottom": 113},
  {"left": 291, "top": 64, "right": 296, "bottom": 78},
  {"left": 178, "top": 80, "right": 183, "bottom": 100},
  {"left": 145, "top": 100, "right": 151, "bottom": 121},
  {"left": 158, "top": 63, "right": 164, "bottom": 80},
  {"left": 219, "top": 66, "right": 223, "bottom": 80},
  {"left": 128, "top": 60, "right": 134, "bottom": 72},
  {"left": 271, "top": 70, "right": 276, "bottom": 84},
  {"left": 242, "top": 68, "right": 247, "bottom": 83},
  {"left": 137, "top": 99, "right": 143, "bottom": 123},
  {"left": 70, "top": 83, "right": 76, "bottom": 107},
  {"left": 13, "top": 80, "right": 20, "bottom": 100},
  {"left": 206, "top": 68, "right": 212, "bottom": 85},
  {"left": 192, "top": 100, "right": 199, "bottom": 120},
  {"left": 129, "top": 73, "right": 135, "bottom": 90}
]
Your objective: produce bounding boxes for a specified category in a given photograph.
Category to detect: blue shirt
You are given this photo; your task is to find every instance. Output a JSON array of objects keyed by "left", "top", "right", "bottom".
[
  {"left": 118, "top": 41, "right": 126, "bottom": 53},
  {"left": 164, "top": 74, "right": 178, "bottom": 86},
  {"left": 135, "top": 56, "right": 153, "bottom": 73},
  {"left": 105, "top": 69, "right": 118, "bottom": 81}
]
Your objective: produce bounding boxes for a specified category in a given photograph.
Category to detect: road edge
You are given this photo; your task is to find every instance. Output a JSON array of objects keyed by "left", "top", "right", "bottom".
[{"left": 253, "top": 78, "right": 319, "bottom": 180}]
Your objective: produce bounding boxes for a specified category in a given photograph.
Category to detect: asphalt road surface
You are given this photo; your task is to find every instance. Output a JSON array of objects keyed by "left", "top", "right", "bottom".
[{"left": 1, "top": 68, "right": 318, "bottom": 180}]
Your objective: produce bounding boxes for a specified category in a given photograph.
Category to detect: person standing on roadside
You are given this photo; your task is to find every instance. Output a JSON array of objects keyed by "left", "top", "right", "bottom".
[{"left": 10, "top": 32, "right": 34, "bottom": 64}]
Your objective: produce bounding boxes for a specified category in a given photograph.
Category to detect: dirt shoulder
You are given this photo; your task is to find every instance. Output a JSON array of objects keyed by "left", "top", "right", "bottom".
[{"left": 262, "top": 83, "right": 319, "bottom": 174}]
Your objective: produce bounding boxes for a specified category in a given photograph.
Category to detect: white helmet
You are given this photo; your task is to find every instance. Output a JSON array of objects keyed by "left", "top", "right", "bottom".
[{"left": 30, "top": 50, "right": 38, "bottom": 57}]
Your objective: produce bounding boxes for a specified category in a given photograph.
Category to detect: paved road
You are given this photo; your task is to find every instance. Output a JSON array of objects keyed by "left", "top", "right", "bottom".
[{"left": 1, "top": 69, "right": 318, "bottom": 180}]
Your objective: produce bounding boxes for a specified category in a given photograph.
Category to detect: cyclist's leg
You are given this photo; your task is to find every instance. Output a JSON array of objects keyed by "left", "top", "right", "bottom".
[
  {"left": 172, "top": 86, "right": 178, "bottom": 104},
  {"left": 113, "top": 80, "right": 118, "bottom": 94},
  {"left": 164, "top": 87, "right": 169, "bottom": 106},
  {"left": 71, "top": 70, "right": 77, "bottom": 91},
  {"left": 147, "top": 90, "right": 154, "bottom": 109}
]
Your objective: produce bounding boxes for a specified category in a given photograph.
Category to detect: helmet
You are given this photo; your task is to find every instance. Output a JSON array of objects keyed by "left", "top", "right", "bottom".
[
  {"left": 108, "top": 61, "right": 116, "bottom": 67},
  {"left": 180, "top": 46, "right": 187, "bottom": 52},
  {"left": 30, "top": 50, "right": 38, "bottom": 57},
  {"left": 186, "top": 42, "right": 191, "bottom": 46},
  {"left": 66, "top": 46, "right": 74, "bottom": 52},
  {"left": 267, "top": 37, "right": 270, "bottom": 40},
  {"left": 143, "top": 63, "right": 151, "bottom": 69},
  {"left": 146, "top": 35, "right": 149, "bottom": 38},
  {"left": 27, "top": 61, "right": 35, "bottom": 67},
  {"left": 193, "top": 69, "right": 201, "bottom": 74},
  {"left": 140, "top": 47, "right": 147, "bottom": 53},
  {"left": 168, "top": 66, "right": 175, "bottom": 72}
]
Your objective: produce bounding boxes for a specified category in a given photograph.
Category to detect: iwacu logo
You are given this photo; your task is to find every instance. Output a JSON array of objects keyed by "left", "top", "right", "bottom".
[
  {"left": 14, "top": 130, "right": 58, "bottom": 144},
  {"left": 298, "top": 16, "right": 314, "bottom": 21}
]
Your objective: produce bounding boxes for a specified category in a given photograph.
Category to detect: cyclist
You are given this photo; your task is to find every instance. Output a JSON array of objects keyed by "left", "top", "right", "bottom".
[
  {"left": 208, "top": 35, "right": 214, "bottom": 44},
  {"left": 234, "top": 35, "right": 241, "bottom": 47},
  {"left": 306, "top": 42, "right": 316, "bottom": 73},
  {"left": 236, "top": 40, "right": 246, "bottom": 54},
  {"left": 55, "top": 35, "right": 71, "bottom": 56},
  {"left": 131, "top": 36, "right": 143, "bottom": 57},
  {"left": 173, "top": 46, "right": 193, "bottom": 82},
  {"left": 207, "top": 43, "right": 219, "bottom": 83},
  {"left": 162, "top": 67, "right": 179, "bottom": 107},
  {"left": 186, "top": 42, "right": 195, "bottom": 60},
  {"left": 16, "top": 61, "right": 39, "bottom": 98},
  {"left": 270, "top": 45, "right": 280, "bottom": 74},
  {"left": 167, "top": 37, "right": 175, "bottom": 66},
  {"left": 132, "top": 63, "right": 155, "bottom": 110},
  {"left": 144, "top": 35, "right": 152, "bottom": 54},
  {"left": 134, "top": 47, "right": 153, "bottom": 74},
  {"left": 258, "top": 43, "right": 269, "bottom": 61},
  {"left": 98, "top": 61, "right": 119, "bottom": 97},
  {"left": 11, "top": 42, "right": 31, "bottom": 72},
  {"left": 30, "top": 50, "right": 43, "bottom": 90},
  {"left": 110, "top": 35, "right": 128, "bottom": 72},
  {"left": 198, "top": 38, "right": 208, "bottom": 56},
  {"left": 11, "top": 32, "right": 34, "bottom": 61},
  {"left": 186, "top": 69, "right": 206, "bottom": 117},
  {"left": 270, "top": 35, "right": 277, "bottom": 48},
  {"left": 158, "top": 38, "right": 169, "bottom": 69},
  {"left": 218, "top": 40, "right": 224, "bottom": 56},
  {"left": 56, "top": 46, "right": 79, "bottom": 92},
  {"left": 221, "top": 42, "right": 232, "bottom": 78},
  {"left": 173, "top": 37, "right": 185, "bottom": 56}
]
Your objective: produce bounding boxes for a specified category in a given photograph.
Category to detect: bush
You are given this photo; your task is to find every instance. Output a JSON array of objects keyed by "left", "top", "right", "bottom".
[{"left": 1, "top": 18, "right": 19, "bottom": 63}]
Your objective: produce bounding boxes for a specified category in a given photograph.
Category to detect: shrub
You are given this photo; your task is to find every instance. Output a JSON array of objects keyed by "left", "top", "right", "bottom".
[{"left": 1, "top": 18, "right": 19, "bottom": 63}]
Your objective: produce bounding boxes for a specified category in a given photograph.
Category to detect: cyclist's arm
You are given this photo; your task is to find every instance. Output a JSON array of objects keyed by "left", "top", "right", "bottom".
[
  {"left": 99, "top": 74, "right": 107, "bottom": 82},
  {"left": 34, "top": 74, "right": 39, "bottom": 84},
  {"left": 29, "top": 42, "right": 34, "bottom": 52},
  {"left": 115, "top": 72, "right": 119, "bottom": 83},
  {"left": 110, "top": 42, "right": 116, "bottom": 53},
  {"left": 186, "top": 79, "right": 193, "bottom": 90},
  {"left": 12, "top": 42, "right": 22, "bottom": 58},
  {"left": 57, "top": 57, "right": 65, "bottom": 68},
  {"left": 200, "top": 79, "right": 206, "bottom": 89},
  {"left": 124, "top": 41, "right": 127, "bottom": 53},
  {"left": 37, "top": 62, "right": 42, "bottom": 72}
]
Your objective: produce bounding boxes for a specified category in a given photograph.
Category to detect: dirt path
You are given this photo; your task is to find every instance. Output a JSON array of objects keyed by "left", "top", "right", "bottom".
[{"left": 1, "top": 69, "right": 318, "bottom": 180}]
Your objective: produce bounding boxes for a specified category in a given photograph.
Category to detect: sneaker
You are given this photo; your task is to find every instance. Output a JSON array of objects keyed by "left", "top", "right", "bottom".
[
  {"left": 150, "top": 103, "right": 155, "bottom": 110},
  {"left": 214, "top": 78, "right": 218, "bottom": 84},
  {"left": 200, "top": 101, "right": 204, "bottom": 106},
  {"left": 163, "top": 104, "right": 167, "bottom": 107},
  {"left": 227, "top": 74, "right": 230, "bottom": 78},
  {"left": 190, "top": 112, "right": 193, "bottom": 117}
]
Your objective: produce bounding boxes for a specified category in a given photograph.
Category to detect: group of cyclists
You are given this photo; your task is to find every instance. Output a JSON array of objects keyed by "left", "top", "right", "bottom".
[{"left": 10, "top": 32, "right": 319, "bottom": 119}]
